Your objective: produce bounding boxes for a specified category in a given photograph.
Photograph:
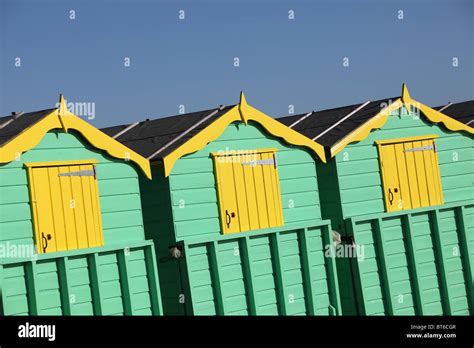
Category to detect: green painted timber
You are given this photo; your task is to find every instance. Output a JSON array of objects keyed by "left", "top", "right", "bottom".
[
  {"left": 1, "top": 240, "right": 162, "bottom": 315},
  {"left": 316, "top": 107, "right": 473, "bottom": 315},
  {"left": 345, "top": 201, "right": 473, "bottom": 315},
  {"left": 0, "top": 130, "right": 162, "bottom": 316},
  {"left": 139, "top": 121, "right": 340, "bottom": 316},
  {"left": 332, "top": 108, "right": 474, "bottom": 220},
  {"left": 181, "top": 221, "right": 341, "bottom": 316}
]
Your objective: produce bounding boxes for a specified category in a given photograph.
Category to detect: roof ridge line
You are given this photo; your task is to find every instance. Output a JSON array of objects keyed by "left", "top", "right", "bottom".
[
  {"left": 147, "top": 105, "right": 225, "bottom": 160},
  {"left": 288, "top": 111, "right": 314, "bottom": 128},
  {"left": 312, "top": 100, "right": 371, "bottom": 141},
  {"left": 112, "top": 121, "right": 139, "bottom": 139},
  {"left": 0, "top": 112, "right": 25, "bottom": 130},
  {"left": 438, "top": 102, "right": 453, "bottom": 113}
]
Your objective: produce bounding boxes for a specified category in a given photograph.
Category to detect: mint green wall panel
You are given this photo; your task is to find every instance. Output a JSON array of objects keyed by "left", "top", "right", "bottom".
[
  {"left": 333, "top": 110, "right": 473, "bottom": 219},
  {"left": 138, "top": 121, "right": 341, "bottom": 316},
  {"left": 346, "top": 202, "right": 473, "bottom": 316},
  {"left": 180, "top": 224, "right": 341, "bottom": 316},
  {"left": 0, "top": 130, "right": 163, "bottom": 316},
  {"left": 1, "top": 242, "right": 162, "bottom": 315},
  {"left": 168, "top": 122, "right": 322, "bottom": 242}
]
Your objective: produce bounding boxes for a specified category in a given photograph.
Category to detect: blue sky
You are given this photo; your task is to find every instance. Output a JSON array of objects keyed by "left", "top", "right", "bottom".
[{"left": 1, "top": 0, "right": 473, "bottom": 127}]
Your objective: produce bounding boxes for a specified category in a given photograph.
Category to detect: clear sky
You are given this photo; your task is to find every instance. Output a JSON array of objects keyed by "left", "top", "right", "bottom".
[{"left": 1, "top": 0, "right": 473, "bottom": 128}]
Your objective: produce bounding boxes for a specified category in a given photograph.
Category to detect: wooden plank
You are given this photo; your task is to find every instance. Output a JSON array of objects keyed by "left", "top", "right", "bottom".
[
  {"left": 87, "top": 253, "right": 103, "bottom": 315},
  {"left": 117, "top": 249, "right": 133, "bottom": 315},
  {"left": 182, "top": 244, "right": 195, "bottom": 315},
  {"left": 430, "top": 209, "right": 453, "bottom": 315},
  {"left": 321, "top": 224, "right": 342, "bottom": 315},
  {"left": 455, "top": 206, "right": 473, "bottom": 314},
  {"left": 208, "top": 241, "right": 225, "bottom": 314},
  {"left": 372, "top": 218, "right": 395, "bottom": 315},
  {"left": 240, "top": 236, "right": 258, "bottom": 315},
  {"left": 402, "top": 214, "right": 425, "bottom": 315},
  {"left": 24, "top": 262, "right": 39, "bottom": 315},
  {"left": 298, "top": 228, "right": 316, "bottom": 315},
  {"left": 57, "top": 257, "right": 72, "bottom": 315},
  {"left": 144, "top": 245, "right": 163, "bottom": 315},
  {"left": 0, "top": 265, "right": 4, "bottom": 315},
  {"left": 346, "top": 219, "right": 367, "bottom": 315},
  {"left": 269, "top": 232, "right": 288, "bottom": 315}
]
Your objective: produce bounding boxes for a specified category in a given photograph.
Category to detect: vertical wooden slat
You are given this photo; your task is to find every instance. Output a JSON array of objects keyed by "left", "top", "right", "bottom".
[
  {"left": 346, "top": 219, "right": 366, "bottom": 315},
  {"left": 144, "top": 245, "right": 163, "bottom": 315},
  {"left": 240, "top": 236, "right": 258, "bottom": 315},
  {"left": 182, "top": 244, "right": 195, "bottom": 315},
  {"left": 321, "top": 224, "right": 342, "bottom": 316},
  {"left": 430, "top": 209, "right": 453, "bottom": 315},
  {"left": 208, "top": 241, "right": 225, "bottom": 315},
  {"left": 0, "top": 264, "right": 4, "bottom": 316},
  {"left": 270, "top": 232, "right": 288, "bottom": 315},
  {"left": 57, "top": 257, "right": 72, "bottom": 315},
  {"left": 455, "top": 206, "right": 473, "bottom": 314},
  {"left": 25, "top": 262, "right": 39, "bottom": 315},
  {"left": 372, "top": 218, "right": 395, "bottom": 315},
  {"left": 402, "top": 214, "right": 425, "bottom": 315},
  {"left": 87, "top": 253, "right": 103, "bottom": 315},
  {"left": 117, "top": 249, "right": 133, "bottom": 315},
  {"left": 298, "top": 228, "right": 316, "bottom": 315}
]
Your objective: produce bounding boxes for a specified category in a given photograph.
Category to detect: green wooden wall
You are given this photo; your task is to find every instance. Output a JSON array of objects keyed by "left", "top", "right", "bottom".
[
  {"left": 332, "top": 108, "right": 473, "bottom": 221},
  {"left": 347, "top": 202, "right": 473, "bottom": 315},
  {"left": 140, "top": 121, "right": 342, "bottom": 315},
  {"left": 315, "top": 107, "right": 474, "bottom": 316},
  {"left": 168, "top": 121, "right": 322, "bottom": 242},
  {"left": 0, "top": 130, "right": 162, "bottom": 315}
]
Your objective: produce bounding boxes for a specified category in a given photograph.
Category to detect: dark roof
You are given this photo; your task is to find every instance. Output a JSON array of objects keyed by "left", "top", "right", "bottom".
[
  {"left": 433, "top": 100, "right": 474, "bottom": 127},
  {"left": 0, "top": 108, "right": 56, "bottom": 146},
  {"left": 100, "top": 105, "right": 236, "bottom": 160},
  {"left": 278, "top": 97, "right": 399, "bottom": 147}
]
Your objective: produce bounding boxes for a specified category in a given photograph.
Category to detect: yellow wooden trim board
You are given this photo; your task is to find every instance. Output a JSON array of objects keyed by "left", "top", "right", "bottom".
[
  {"left": 162, "top": 92, "right": 326, "bottom": 176},
  {"left": 330, "top": 84, "right": 474, "bottom": 157},
  {"left": 374, "top": 134, "right": 439, "bottom": 146},
  {"left": 210, "top": 148, "right": 278, "bottom": 157},
  {"left": 0, "top": 96, "right": 152, "bottom": 179},
  {"left": 24, "top": 159, "right": 98, "bottom": 168}
]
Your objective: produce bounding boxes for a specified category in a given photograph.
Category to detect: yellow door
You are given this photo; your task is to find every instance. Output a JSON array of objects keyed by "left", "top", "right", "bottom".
[
  {"left": 213, "top": 149, "right": 284, "bottom": 234},
  {"left": 27, "top": 161, "right": 104, "bottom": 254},
  {"left": 377, "top": 136, "right": 443, "bottom": 213}
]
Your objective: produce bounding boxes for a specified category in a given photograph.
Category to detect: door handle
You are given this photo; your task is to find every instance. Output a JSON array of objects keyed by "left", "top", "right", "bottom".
[
  {"left": 225, "top": 210, "right": 235, "bottom": 228},
  {"left": 41, "top": 232, "right": 52, "bottom": 253},
  {"left": 388, "top": 188, "right": 398, "bottom": 205}
]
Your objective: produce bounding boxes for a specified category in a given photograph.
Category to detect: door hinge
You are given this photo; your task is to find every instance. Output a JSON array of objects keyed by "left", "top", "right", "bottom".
[
  {"left": 404, "top": 145, "right": 434, "bottom": 152},
  {"left": 58, "top": 169, "right": 95, "bottom": 177},
  {"left": 241, "top": 158, "right": 275, "bottom": 166}
]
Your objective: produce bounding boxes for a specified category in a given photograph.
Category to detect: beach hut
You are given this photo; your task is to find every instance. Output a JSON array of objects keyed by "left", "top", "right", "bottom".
[
  {"left": 0, "top": 96, "right": 162, "bottom": 316},
  {"left": 278, "top": 85, "right": 474, "bottom": 316},
  {"left": 101, "top": 93, "right": 341, "bottom": 316}
]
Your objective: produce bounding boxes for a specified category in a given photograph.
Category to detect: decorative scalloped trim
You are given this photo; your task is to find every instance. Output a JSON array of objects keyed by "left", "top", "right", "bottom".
[
  {"left": 162, "top": 100, "right": 327, "bottom": 176},
  {"left": 0, "top": 110, "right": 152, "bottom": 179},
  {"left": 330, "top": 96, "right": 473, "bottom": 157},
  {"left": 330, "top": 99, "right": 404, "bottom": 157}
]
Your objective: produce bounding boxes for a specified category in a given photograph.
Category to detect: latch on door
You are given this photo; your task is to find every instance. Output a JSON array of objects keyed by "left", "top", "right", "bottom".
[
  {"left": 41, "top": 232, "right": 52, "bottom": 253},
  {"left": 225, "top": 210, "right": 236, "bottom": 228},
  {"left": 388, "top": 188, "right": 398, "bottom": 205}
]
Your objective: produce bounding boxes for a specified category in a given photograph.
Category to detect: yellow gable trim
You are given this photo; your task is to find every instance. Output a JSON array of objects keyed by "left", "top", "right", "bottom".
[
  {"left": 0, "top": 106, "right": 152, "bottom": 179},
  {"left": 330, "top": 99, "right": 404, "bottom": 157},
  {"left": 330, "top": 85, "right": 474, "bottom": 157},
  {"left": 162, "top": 97, "right": 327, "bottom": 177}
]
